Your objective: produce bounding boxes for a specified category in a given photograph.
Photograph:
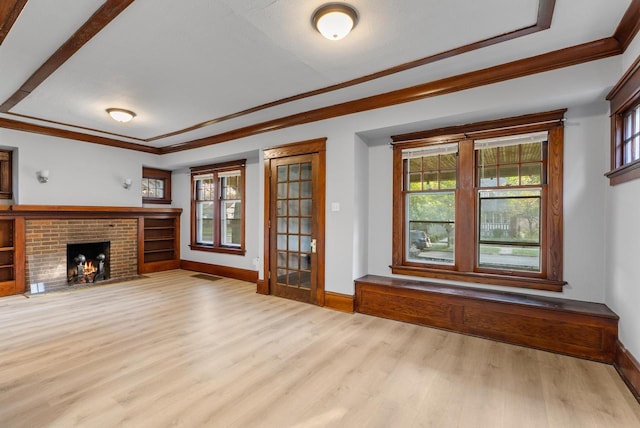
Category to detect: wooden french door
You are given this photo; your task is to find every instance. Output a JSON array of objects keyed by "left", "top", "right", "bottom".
[{"left": 263, "top": 139, "right": 325, "bottom": 305}]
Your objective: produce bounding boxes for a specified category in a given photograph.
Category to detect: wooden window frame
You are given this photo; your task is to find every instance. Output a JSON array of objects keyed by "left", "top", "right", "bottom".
[
  {"left": 189, "top": 159, "right": 246, "bottom": 255},
  {"left": 391, "top": 110, "right": 566, "bottom": 292},
  {"left": 0, "top": 150, "right": 12, "bottom": 200},
  {"left": 142, "top": 167, "right": 172, "bottom": 204},
  {"left": 606, "top": 56, "right": 640, "bottom": 185}
]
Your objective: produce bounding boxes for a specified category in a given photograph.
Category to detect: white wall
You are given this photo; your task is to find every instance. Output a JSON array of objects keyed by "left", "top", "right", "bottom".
[
  {"left": 172, "top": 159, "right": 261, "bottom": 273},
  {"left": 366, "top": 104, "right": 611, "bottom": 303},
  {"left": 560, "top": 104, "right": 610, "bottom": 302},
  {"left": 0, "top": 128, "right": 156, "bottom": 206},
  {"left": 604, "top": 35, "right": 640, "bottom": 359},
  {"left": 157, "top": 56, "right": 620, "bottom": 297},
  {"left": 352, "top": 134, "right": 369, "bottom": 280},
  {"left": 606, "top": 181, "right": 640, "bottom": 357},
  {"left": 1, "top": 53, "right": 626, "bottom": 307}
]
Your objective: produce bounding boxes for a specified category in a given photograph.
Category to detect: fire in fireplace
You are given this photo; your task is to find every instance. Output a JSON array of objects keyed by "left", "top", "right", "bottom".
[{"left": 66, "top": 242, "right": 110, "bottom": 284}]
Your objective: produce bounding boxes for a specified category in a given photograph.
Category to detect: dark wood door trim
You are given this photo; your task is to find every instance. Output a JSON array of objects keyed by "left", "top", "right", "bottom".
[{"left": 261, "top": 138, "right": 326, "bottom": 306}]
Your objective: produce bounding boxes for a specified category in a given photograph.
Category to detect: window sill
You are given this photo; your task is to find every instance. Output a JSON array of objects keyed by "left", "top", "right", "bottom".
[
  {"left": 142, "top": 198, "right": 172, "bottom": 204},
  {"left": 189, "top": 244, "right": 245, "bottom": 255},
  {"left": 390, "top": 265, "right": 566, "bottom": 292},
  {"left": 605, "top": 159, "right": 640, "bottom": 186}
]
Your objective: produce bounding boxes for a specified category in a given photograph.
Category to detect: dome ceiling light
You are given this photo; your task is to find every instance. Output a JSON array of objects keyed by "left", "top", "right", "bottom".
[
  {"left": 312, "top": 3, "right": 358, "bottom": 41},
  {"left": 106, "top": 108, "right": 136, "bottom": 123}
]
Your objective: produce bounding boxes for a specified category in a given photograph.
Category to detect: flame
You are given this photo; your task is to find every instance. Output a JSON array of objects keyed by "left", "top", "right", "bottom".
[{"left": 83, "top": 261, "right": 97, "bottom": 275}]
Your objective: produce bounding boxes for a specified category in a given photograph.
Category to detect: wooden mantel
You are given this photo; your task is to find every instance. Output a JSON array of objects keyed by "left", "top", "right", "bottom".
[
  {"left": 0, "top": 205, "right": 182, "bottom": 297},
  {"left": 0, "top": 205, "right": 182, "bottom": 216}
]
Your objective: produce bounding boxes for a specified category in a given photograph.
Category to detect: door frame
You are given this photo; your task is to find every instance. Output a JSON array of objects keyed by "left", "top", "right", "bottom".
[{"left": 260, "top": 138, "right": 326, "bottom": 306}]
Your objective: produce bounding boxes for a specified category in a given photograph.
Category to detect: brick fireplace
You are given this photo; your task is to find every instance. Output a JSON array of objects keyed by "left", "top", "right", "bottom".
[{"left": 25, "top": 219, "right": 138, "bottom": 293}]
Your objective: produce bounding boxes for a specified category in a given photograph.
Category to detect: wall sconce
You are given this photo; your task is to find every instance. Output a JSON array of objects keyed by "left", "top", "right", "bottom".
[
  {"left": 37, "top": 170, "right": 49, "bottom": 183},
  {"left": 123, "top": 178, "right": 132, "bottom": 189}
]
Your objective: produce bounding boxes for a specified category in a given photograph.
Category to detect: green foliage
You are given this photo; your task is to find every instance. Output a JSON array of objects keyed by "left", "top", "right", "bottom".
[
  {"left": 408, "top": 192, "right": 455, "bottom": 222},
  {"left": 408, "top": 192, "right": 455, "bottom": 247}
]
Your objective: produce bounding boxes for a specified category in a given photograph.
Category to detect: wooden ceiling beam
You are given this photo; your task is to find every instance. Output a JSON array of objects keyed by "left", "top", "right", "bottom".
[
  {"left": 613, "top": 0, "right": 640, "bottom": 51},
  {"left": 0, "top": 0, "right": 27, "bottom": 46},
  {"left": 0, "top": 0, "right": 134, "bottom": 113},
  {"left": 161, "top": 38, "right": 621, "bottom": 154}
]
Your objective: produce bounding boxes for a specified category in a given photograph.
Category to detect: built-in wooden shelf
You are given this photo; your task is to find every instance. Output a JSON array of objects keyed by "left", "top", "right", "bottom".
[
  {"left": 140, "top": 214, "right": 181, "bottom": 273},
  {"left": 0, "top": 206, "right": 181, "bottom": 296},
  {"left": 0, "top": 217, "right": 20, "bottom": 295},
  {"left": 144, "top": 249, "right": 175, "bottom": 254}
]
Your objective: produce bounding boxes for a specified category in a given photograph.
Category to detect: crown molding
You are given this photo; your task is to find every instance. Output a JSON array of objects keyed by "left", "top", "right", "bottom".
[
  {"left": 0, "top": 117, "right": 160, "bottom": 154},
  {"left": 161, "top": 38, "right": 620, "bottom": 154}
]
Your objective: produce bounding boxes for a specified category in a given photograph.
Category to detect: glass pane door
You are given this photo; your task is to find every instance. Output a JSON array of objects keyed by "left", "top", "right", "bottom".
[
  {"left": 270, "top": 154, "right": 317, "bottom": 303},
  {"left": 276, "top": 161, "right": 313, "bottom": 289}
]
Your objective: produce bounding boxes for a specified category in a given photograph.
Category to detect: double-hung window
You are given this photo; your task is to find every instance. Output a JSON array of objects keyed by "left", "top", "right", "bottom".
[
  {"left": 403, "top": 143, "right": 457, "bottom": 265},
  {"left": 190, "top": 160, "right": 245, "bottom": 254},
  {"left": 475, "top": 133, "right": 546, "bottom": 273},
  {"left": 392, "top": 110, "right": 565, "bottom": 291}
]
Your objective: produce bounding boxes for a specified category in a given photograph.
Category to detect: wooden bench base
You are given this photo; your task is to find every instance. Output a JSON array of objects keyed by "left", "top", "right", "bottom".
[{"left": 355, "top": 275, "right": 619, "bottom": 363}]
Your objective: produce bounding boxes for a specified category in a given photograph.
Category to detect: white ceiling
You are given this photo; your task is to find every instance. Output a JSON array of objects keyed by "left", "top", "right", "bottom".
[{"left": 0, "top": 0, "right": 633, "bottom": 150}]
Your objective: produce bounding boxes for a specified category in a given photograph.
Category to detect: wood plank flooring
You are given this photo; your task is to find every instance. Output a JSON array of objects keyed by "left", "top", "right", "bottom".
[{"left": 0, "top": 270, "right": 639, "bottom": 427}]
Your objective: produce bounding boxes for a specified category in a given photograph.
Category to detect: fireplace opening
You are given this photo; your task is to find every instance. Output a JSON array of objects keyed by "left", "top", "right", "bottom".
[{"left": 66, "top": 242, "right": 110, "bottom": 284}]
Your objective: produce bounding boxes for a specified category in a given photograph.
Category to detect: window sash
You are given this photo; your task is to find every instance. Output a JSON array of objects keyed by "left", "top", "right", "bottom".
[
  {"left": 622, "top": 105, "right": 640, "bottom": 165},
  {"left": 477, "top": 189, "right": 542, "bottom": 273},
  {"left": 220, "top": 200, "right": 242, "bottom": 247},
  {"left": 406, "top": 192, "right": 455, "bottom": 266},
  {"left": 196, "top": 201, "right": 214, "bottom": 245},
  {"left": 142, "top": 167, "right": 171, "bottom": 203},
  {"left": 194, "top": 176, "right": 215, "bottom": 202},
  {"left": 142, "top": 177, "right": 165, "bottom": 199}
]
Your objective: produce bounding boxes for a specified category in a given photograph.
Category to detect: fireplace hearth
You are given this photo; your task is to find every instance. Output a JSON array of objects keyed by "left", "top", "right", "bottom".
[
  {"left": 67, "top": 242, "right": 110, "bottom": 284},
  {"left": 24, "top": 218, "right": 138, "bottom": 295}
]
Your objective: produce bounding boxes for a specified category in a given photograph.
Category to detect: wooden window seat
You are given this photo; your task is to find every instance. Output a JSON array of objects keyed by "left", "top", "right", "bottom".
[{"left": 355, "top": 275, "right": 618, "bottom": 362}]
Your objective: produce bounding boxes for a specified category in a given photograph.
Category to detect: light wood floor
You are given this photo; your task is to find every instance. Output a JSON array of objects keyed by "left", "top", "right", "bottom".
[{"left": 1, "top": 270, "right": 639, "bottom": 428}]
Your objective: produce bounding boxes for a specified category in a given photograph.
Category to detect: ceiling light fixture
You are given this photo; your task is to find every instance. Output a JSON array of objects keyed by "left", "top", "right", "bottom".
[
  {"left": 312, "top": 3, "right": 358, "bottom": 41},
  {"left": 106, "top": 108, "right": 136, "bottom": 123}
]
